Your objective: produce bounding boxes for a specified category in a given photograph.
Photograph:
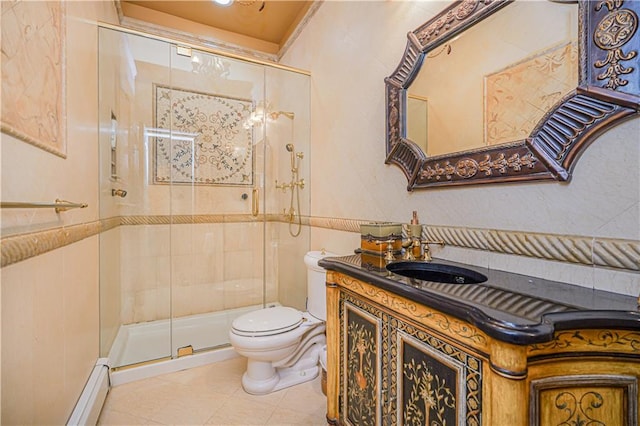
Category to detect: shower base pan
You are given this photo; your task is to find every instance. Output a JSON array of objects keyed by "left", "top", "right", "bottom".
[{"left": 108, "top": 303, "right": 279, "bottom": 371}]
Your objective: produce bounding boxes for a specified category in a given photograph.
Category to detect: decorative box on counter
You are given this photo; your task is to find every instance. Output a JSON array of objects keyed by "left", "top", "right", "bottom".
[
  {"left": 360, "top": 251, "right": 389, "bottom": 271},
  {"left": 360, "top": 222, "right": 403, "bottom": 255}
]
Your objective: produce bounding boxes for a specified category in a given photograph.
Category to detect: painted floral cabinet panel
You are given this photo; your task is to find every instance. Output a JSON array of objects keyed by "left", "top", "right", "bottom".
[
  {"left": 341, "top": 299, "right": 384, "bottom": 425},
  {"left": 392, "top": 318, "right": 483, "bottom": 426},
  {"left": 339, "top": 292, "right": 483, "bottom": 425}
]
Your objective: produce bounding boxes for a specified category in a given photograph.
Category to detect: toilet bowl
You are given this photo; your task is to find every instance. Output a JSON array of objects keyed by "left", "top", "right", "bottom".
[{"left": 229, "top": 250, "right": 335, "bottom": 395}]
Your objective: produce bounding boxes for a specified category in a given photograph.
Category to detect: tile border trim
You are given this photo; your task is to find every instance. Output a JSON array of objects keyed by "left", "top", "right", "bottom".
[
  {"left": 1, "top": 220, "right": 107, "bottom": 268},
  {"left": 1, "top": 215, "right": 638, "bottom": 272}
]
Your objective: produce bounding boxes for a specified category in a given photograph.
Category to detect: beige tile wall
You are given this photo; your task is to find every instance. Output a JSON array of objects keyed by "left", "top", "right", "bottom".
[
  {"left": 1, "top": 235, "right": 100, "bottom": 424},
  {"left": 1, "top": 1, "right": 119, "bottom": 424},
  {"left": 100, "top": 227, "right": 121, "bottom": 358},
  {"left": 118, "top": 221, "right": 278, "bottom": 325}
]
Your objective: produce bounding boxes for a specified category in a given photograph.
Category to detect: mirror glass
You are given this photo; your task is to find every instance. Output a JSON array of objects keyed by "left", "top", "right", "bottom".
[
  {"left": 407, "top": 1, "right": 578, "bottom": 157},
  {"left": 407, "top": 94, "right": 428, "bottom": 152}
]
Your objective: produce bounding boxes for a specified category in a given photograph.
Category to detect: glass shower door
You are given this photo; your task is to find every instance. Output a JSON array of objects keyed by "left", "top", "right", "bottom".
[
  {"left": 99, "top": 29, "right": 174, "bottom": 367},
  {"left": 98, "top": 28, "right": 270, "bottom": 367},
  {"left": 165, "top": 46, "right": 269, "bottom": 356},
  {"left": 99, "top": 26, "right": 310, "bottom": 369}
]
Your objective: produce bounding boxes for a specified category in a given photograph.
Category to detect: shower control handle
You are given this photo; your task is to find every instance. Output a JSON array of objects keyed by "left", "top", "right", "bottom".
[{"left": 112, "top": 189, "right": 127, "bottom": 198}]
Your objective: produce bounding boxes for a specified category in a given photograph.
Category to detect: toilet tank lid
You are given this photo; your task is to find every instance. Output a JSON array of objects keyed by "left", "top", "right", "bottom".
[
  {"left": 304, "top": 250, "right": 338, "bottom": 269},
  {"left": 232, "top": 306, "right": 303, "bottom": 334}
]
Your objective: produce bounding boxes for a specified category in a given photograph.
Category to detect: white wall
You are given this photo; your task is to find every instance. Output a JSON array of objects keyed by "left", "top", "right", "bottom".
[{"left": 282, "top": 1, "right": 640, "bottom": 295}]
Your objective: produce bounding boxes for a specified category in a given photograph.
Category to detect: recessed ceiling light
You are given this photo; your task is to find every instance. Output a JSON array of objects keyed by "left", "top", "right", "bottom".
[{"left": 212, "top": 0, "right": 233, "bottom": 6}]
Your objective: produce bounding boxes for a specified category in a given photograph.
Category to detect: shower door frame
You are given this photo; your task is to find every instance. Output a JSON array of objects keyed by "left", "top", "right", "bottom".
[{"left": 97, "top": 24, "right": 311, "bottom": 370}]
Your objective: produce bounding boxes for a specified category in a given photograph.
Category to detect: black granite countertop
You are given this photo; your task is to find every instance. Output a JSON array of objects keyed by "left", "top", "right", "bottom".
[{"left": 319, "top": 254, "right": 640, "bottom": 345}]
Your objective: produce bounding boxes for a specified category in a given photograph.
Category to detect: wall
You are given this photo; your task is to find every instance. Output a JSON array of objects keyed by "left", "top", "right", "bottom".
[
  {"left": 0, "top": 1, "right": 119, "bottom": 423},
  {"left": 282, "top": 1, "right": 639, "bottom": 296}
]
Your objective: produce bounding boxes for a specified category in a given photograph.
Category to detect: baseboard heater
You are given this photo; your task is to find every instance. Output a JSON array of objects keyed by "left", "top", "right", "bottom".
[{"left": 67, "top": 358, "right": 111, "bottom": 426}]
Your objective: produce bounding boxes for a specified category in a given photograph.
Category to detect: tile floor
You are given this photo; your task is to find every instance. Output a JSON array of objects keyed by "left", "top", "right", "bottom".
[{"left": 97, "top": 357, "right": 327, "bottom": 425}]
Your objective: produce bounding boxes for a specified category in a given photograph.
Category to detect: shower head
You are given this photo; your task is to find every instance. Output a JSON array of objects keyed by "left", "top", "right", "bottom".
[{"left": 286, "top": 143, "right": 295, "bottom": 152}]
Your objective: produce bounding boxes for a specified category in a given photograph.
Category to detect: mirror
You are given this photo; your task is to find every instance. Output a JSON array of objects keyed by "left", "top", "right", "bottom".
[
  {"left": 386, "top": 0, "right": 640, "bottom": 190},
  {"left": 408, "top": 2, "right": 578, "bottom": 156}
]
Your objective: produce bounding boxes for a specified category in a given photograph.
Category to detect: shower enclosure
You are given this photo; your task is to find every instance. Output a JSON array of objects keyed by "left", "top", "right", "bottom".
[{"left": 98, "top": 26, "right": 311, "bottom": 369}]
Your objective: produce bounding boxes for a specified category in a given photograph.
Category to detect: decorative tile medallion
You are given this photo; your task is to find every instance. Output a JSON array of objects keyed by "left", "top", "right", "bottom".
[{"left": 153, "top": 85, "right": 253, "bottom": 185}]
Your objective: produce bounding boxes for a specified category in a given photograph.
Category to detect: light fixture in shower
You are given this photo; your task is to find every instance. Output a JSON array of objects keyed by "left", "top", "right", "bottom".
[
  {"left": 243, "top": 101, "right": 295, "bottom": 129},
  {"left": 191, "top": 53, "right": 230, "bottom": 77},
  {"left": 212, "top": 0, "right": 233, "bottom": 6}
]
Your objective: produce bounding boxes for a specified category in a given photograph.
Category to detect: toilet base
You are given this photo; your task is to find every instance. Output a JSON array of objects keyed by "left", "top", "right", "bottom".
[
  {"left": 240, "top": 342, "right": 323, "bottom": 395},
  {"left": 232, "top": 312, "right": 327, "bottom": 395},
  {"left": 242, "top": 364, "right": 320, "bottom": 395}
]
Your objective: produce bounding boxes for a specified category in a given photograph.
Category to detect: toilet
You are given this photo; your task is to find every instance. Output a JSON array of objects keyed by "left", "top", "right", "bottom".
[{"left": 229, "top": 250, "right": 336, "bottom": 395}]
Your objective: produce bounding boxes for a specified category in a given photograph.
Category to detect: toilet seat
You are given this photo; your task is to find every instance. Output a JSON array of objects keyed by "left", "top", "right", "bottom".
[{"left": 231, "top": 307, "right": 303, "bottom": 337}]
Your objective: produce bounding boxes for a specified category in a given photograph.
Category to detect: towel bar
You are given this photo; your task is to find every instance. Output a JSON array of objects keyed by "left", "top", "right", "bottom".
[{"left": 1, "top": 199, "right": 88, "bottom": 213}]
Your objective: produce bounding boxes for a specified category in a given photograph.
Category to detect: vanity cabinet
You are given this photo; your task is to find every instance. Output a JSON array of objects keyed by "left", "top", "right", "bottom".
[
  {"left": 324, "top": 266, "right": 640, "bottom": 426},
  {"left": 527, "top": 332, "right": 640, "bottom": 425},
  {"left": 338, "top": 291, "right": 482, "bottom": 425}
]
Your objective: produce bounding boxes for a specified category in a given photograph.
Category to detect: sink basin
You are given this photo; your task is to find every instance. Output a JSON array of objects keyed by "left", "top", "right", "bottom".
[{"left": 386, "top": 261, "right": 488, "bottom": 284}]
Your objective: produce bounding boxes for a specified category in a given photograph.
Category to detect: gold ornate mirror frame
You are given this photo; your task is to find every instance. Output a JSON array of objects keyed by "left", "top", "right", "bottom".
[{"left": 385, "top": 0, "right": 640, "bottom": 190}]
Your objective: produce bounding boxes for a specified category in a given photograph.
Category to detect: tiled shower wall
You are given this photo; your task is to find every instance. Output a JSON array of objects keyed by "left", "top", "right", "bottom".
[{"left": 118, "top": 221, "right": 276, "bottom": 325}]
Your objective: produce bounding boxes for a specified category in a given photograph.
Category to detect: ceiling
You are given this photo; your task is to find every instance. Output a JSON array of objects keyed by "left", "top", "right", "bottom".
[{"left": 120, "top": 0, "right": 313, "bottom": 49}]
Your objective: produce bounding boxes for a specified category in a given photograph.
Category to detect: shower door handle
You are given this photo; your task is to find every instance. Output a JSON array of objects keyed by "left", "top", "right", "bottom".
[{"left": 252, "top": 188, "right": 259, "bottom": 217}]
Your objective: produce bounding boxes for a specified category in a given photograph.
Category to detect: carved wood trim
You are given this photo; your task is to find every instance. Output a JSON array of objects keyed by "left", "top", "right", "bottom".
[
  {"left": 527, "top": 329, "right": 640, "bottom": 357},
  {"left": 385, "top": 0, "right": 640, "bottom": 190},
  {"left": 333, "top": 272, "right": 490, "bottom": 352},
  {"left": 413, "top": 142, "right": 552, "bottom": 188},
  {"left": 529, "top": 92, "right": 637, "bottom": 179},
  {"left": 530, "top": 375, "right": 638, "bottom": 426},
  {"left": 587, "top": 0, "right": 640, "bottom": 101}
]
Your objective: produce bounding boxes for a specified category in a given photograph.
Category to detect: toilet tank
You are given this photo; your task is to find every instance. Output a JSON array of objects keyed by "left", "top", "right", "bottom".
[{"left": 305, "top": 250, "right": 337, "bottom": 321}]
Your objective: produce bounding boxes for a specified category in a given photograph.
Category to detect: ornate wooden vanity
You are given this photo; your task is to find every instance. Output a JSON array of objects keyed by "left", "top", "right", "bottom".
[
  {"left": 320, "top": 255, "right": 640, "bottom": 425},
  {"left": 344, "top": 0, "right": 640, "bottom": 420}
]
